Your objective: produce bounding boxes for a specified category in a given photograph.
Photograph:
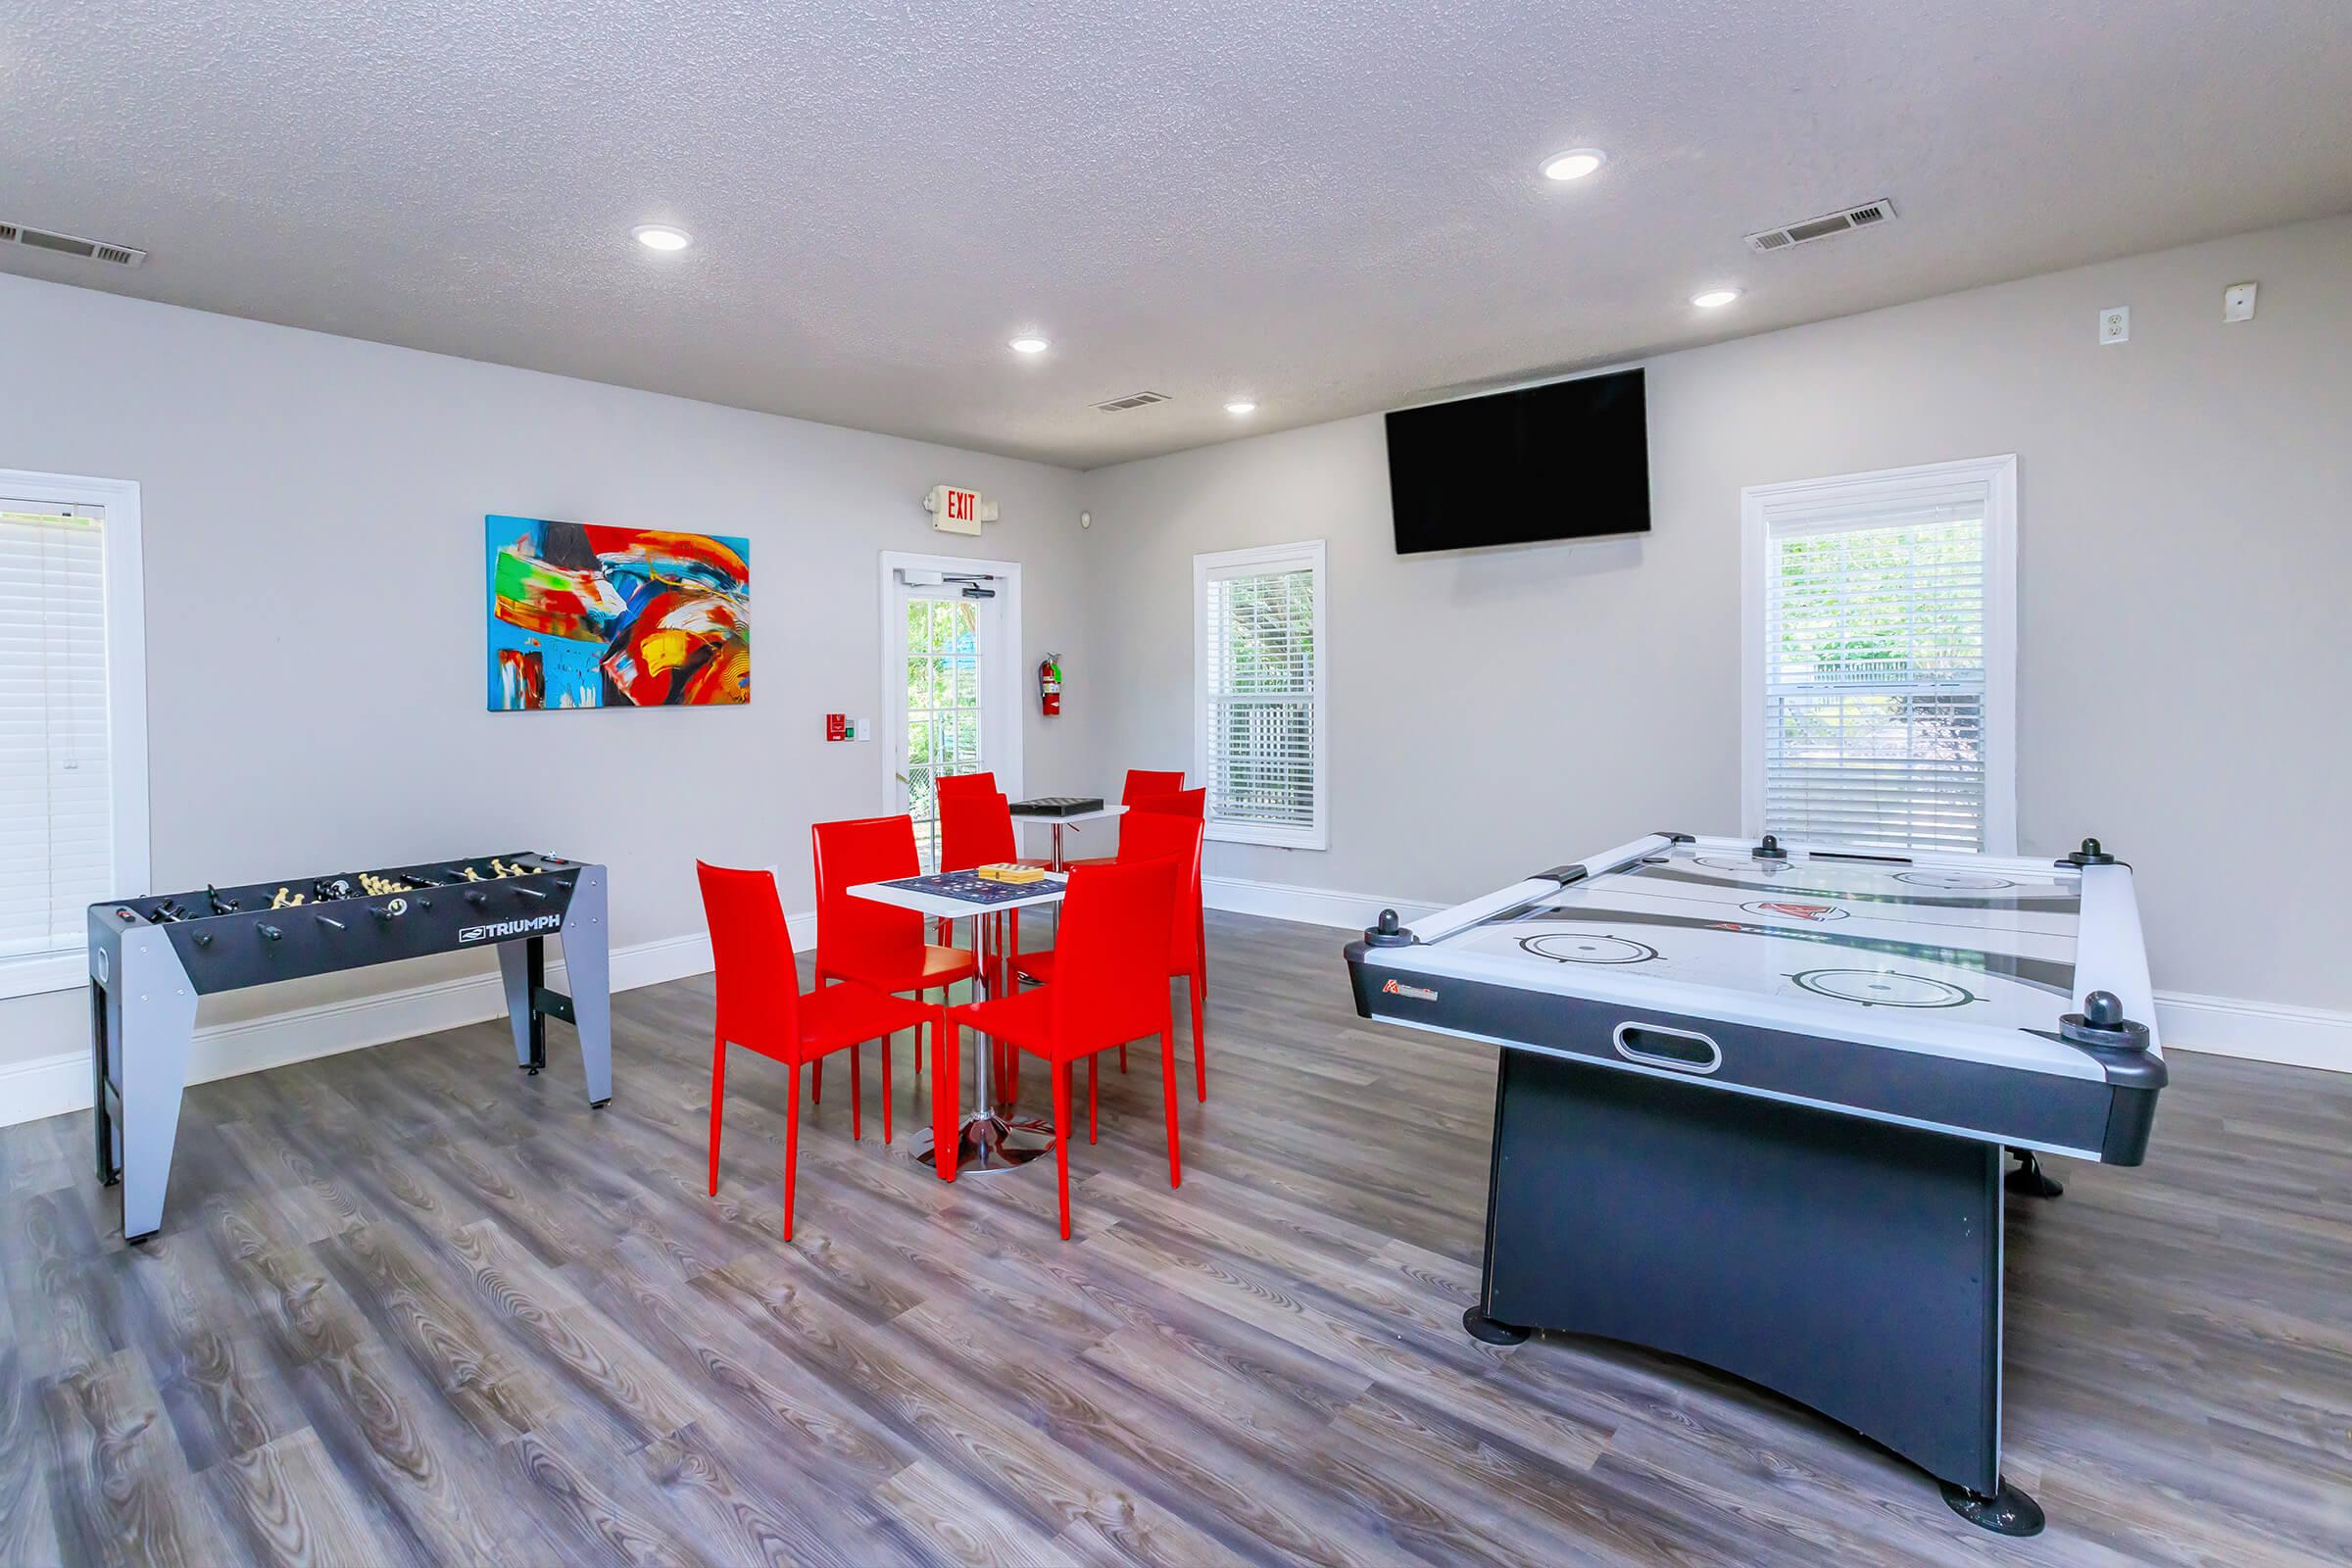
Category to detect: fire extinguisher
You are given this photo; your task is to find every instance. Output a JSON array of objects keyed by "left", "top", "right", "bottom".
[{"left": 1038, "top": 654, "right": 1062, "bottom": 717}]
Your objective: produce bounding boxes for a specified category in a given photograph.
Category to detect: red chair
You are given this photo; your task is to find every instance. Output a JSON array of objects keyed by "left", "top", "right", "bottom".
[
  {"left": 1129, "top": 787, "right": 1210, "bottom": 1035},
  {"left": 811, "top": 814, "right": 981, "bottom": 1100},
  {"left": 931, "top": 771, "right": 1000, "bottom": 938},
  {"left": 1059, "top": 769, "right": 1190, "bottom": 872},
  {"left": 939, "top": 789, "right": 1029, "bottom": 1096},
  {"left": 949, "top": 858, "right": 1182, "bottom": 1237},
  {"left": 1122, "top": 769, "right": 1187, "bottom": 805},
  {"left": 698, "top": 862, "right": 949, "bottom": 1240},
  {"left": 937, "top": 771, "right": 998, "bottom": 801},
  {"left": 1016, "top": 801, "right": 1209, "bottom": 1100}
]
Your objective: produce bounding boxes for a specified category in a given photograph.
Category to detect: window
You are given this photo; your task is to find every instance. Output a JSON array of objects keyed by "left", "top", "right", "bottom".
[
  {"left": 1740, "top": 457, "right": 2016, "bottom": 855},
  {"left": 0, "top": 471, "right": 147, "bottom": 998},
  {"left": 1195, "top": 540, "right": 1327, "bottom": 850}
]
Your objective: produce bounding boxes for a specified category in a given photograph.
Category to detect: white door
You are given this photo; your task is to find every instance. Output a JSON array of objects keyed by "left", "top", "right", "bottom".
[{"left": 883, "top": 559, "right": 1023, "bottom": 865}]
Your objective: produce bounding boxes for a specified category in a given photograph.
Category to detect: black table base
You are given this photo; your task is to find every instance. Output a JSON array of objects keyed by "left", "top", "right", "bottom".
[{"left": 1471, "top": 1049, "right": 2035, "bottom": 1534}]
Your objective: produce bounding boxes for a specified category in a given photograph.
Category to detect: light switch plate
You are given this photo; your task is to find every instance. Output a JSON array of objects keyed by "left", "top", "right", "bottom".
[
  {"left": 2098, "top": 306, "right": 2130, "bottom": 345},
  {"left": 2224, "top": 282, "right": 2257, "bottom": 322}
]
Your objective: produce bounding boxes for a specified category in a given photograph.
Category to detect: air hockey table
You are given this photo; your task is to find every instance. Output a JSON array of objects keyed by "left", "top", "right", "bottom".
[{"left": 1345, "top": 831, "right": 2166, "bottom": 1536}]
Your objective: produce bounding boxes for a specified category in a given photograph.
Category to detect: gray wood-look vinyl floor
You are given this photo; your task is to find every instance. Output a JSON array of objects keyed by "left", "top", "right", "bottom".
[{"left": 3, "top": 910, "right": 2348, "bottom": 1567}]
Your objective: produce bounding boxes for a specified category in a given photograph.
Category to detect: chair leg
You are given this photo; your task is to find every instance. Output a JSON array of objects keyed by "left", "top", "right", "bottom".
[
  {"left": 850, "top": 1044, "right": 863, "bottom": 1141},
  {"left": 1052, "top": 1059, "right": 1073, "bottom": 1239},
  {"left": 932, "top": 1012, "right": 957, "bottom": 1182},
  {"left": 1118, "top": 1042, "right": 1127, "bottom": 1073},
  {"left": 881, "top": 1033, "right": 894, "bottom": 1144},
  {"left": 708, "top": 1033, "right": 726, "bottom": 1196},
  {"left": 1088, "top": 1053, "right": 1101, "bottom": 1144},
  {"left": 784, "top": 1060, "right": 803, "bottom": 1240},
  {"left": 812, "top": 1058, "right": 821, "bottom": 1104},
  {"left": 1190, "top": 969, "right": 1208, "bottom": 1102},
  {"left": 1158, "top": 1027, "right": 1182, "bottom": 1189}
]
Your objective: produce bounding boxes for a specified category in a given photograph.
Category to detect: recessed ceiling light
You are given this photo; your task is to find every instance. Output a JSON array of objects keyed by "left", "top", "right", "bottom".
[
  {"left": 1008, "top": 335, "right": 1050, "bottom": 355},
  {"left": 1690, "top": 287, "right": 1742, "bottom": 309},
  {"left": 631, "top": 223, "right": 692, "bottom": 252},
  {"left": 1541, "top": 149, "right": 1605, "bottom": 182},
  {"left": 1224, "top": 400, "right": 1258, "bottom": 416}
]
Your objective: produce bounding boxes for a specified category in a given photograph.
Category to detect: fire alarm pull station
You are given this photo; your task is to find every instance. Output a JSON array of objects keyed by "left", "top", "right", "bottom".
[{"left": 925, "top": 484, "right": 1000, "bottom": 537}]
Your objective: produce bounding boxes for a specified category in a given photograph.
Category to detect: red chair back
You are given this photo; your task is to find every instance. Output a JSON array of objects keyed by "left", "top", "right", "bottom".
[
  {"left": 937, "top": 770, "right": 998, "bottom": 803},
  {"left": 697, "top": 861, "right": 801, "bottom": 1053},
  {"left": 1130, "top": 786, "right": 1206, "bottom": 821},
  {"left": 811, "top": 815, "right": 924, "bottom": 975},
  {"left": 939, "top": 790, "right": 1017, "bottom": 873},
  {"left": 1050, "top": 858, "right": 1180, "bottom": 1053},
  {"left": 1121, "top": 769, "right": 1186, "bottom": 806},
  {"left": 1117, "top": 808, "right": 1204, "bottom": 968}
]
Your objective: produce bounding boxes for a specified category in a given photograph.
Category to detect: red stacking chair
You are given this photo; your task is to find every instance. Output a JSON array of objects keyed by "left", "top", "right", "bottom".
[
  {"left": 1129, "top": 787, "right": 1210, "bottom": 1042},
  {"left": 937, "top": 770, "right": 998, "bottom": 801},
  {"left": 949, "top": 858, "right": 1182, "bottom": 1237},
  {"left": 811, "top": 814, "right": 981, "bottom": 1100},
  {"left": 697, "top": 862, "right": 949, "bottom": 1240},
  {"left": 1016, "top": 800, "right": 1209, "bottom": 1099},
  {"left": 931, "top": 771, "right": 1000, "bottom": 941},
  {"left": 1130, "top": 789, "right": 1205, "bottom": 820},
  {"left": 1122, "top": 768, "right": 1186, "bottom": 806},
  {"left": 939, "top": 789, "right": 1030, "bottom": 1097},
  {"left": 1059, "top": 769, "right": 1190, "bottom": 870}
]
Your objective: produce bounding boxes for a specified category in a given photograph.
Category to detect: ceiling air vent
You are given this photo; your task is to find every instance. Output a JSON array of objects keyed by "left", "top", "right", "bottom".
[
  {"left": 1744, "top": 199, "right": 1896, "bottom": 255},
  {"left": 1, "top": 221, "right": 147, "bottom": 268},
  {"left": 1093, "top": 390, "right": 1171, "bottom": 413}
]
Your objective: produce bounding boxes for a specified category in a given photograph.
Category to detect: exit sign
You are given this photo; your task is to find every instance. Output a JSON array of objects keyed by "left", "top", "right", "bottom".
[{"left": 925, "top": 484, "right": 996, "bottom": 537}]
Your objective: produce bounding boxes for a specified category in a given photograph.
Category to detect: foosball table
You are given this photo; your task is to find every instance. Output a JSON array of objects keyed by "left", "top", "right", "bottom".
[{"left": 86, "top": 852, "right": 612, "bottom": 1242}]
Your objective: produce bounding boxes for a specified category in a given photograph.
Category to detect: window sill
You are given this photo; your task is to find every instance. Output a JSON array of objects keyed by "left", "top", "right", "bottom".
[
  {"left": 0, "top": 950, "right": 89, "bottom": 1001},
  {"left": 1205, "top": 820, "right": 1329, "bottom": 852}
]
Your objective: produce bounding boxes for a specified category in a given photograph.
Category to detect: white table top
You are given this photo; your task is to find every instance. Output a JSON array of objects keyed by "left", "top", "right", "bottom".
[
  {"left": 1012, "top": 804, "right": 1126, "bottom": 827},
  {"left": 848, "top": 872, "right": 1070, "bottom": 918}
]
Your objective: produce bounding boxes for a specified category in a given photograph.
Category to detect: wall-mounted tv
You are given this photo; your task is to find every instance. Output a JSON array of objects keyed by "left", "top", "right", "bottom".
[{"left": 1384, "top": 367, "right": 1650, "bottom": 554}]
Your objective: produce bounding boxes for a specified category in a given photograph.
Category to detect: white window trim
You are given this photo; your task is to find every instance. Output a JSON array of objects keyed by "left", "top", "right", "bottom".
[
  {"left": 1193, "top": 539, "right": 1329, "bottom": 851},
  {"left": 0, "top": 468, "right": 149, "bottom": 999},
  {"left": 1739, "top": 455, "right": 2017, "bottom": 857},
  {"left": 876, "top": 551, "right": 1025, "bottom": 811}
]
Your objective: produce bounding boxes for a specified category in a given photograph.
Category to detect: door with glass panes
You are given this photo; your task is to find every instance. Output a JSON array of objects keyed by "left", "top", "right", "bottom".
[{"left": 896, "top": 574, "right": 1021, "bottom": 865}]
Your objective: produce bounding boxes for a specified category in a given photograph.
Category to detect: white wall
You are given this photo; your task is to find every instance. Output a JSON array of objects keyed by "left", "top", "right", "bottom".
[
  {"left": 0, "top": 272, "right": 1093, "bottom": 1086},
  {"left": 1079, "top": 215, "right": 2352, "bottom": 1034}
]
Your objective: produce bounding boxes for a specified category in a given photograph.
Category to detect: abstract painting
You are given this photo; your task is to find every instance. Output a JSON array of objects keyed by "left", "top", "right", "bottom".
[{"left": 486, "top": 515, "right": 750, "bottom": 710}]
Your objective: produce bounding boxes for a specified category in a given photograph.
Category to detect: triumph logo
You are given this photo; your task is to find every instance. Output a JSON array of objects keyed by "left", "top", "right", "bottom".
[
  {"left": 459, "top": 912, "right": 564, "bottom": 944},
  {"left": 1382, "top": 978, "right": 1438, "bottom": 1002}
]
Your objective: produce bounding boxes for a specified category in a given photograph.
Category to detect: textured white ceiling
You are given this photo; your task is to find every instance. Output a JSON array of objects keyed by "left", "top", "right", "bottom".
[{"left": 4, "top": 1, "right": 2348, "bottom": 469}]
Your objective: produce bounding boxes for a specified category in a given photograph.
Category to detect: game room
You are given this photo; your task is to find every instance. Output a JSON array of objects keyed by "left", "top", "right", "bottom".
[{"left": 1, "top": 5, "right": 2347, "bottom": 1564}]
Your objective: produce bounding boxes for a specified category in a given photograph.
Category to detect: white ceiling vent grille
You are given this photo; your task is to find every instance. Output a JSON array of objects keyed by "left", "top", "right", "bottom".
[
  {"left": 1093, "top": 390, "right": 1171, "bottom": 413},
  {"left": 1, "top": 221, "right": 147, "bottom": 268},
  {"left": 1745, "top": 199, "right": 1896, "bottom": 255}
]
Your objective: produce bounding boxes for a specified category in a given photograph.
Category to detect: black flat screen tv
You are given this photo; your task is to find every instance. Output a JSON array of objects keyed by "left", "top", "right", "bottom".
[{"left": 1384, "top": 367, "right": 1650, "bottom": 554}]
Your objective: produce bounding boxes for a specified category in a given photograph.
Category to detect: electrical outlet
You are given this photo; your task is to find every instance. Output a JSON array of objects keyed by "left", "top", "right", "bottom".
[{"left": 2098, "top": 306, "right": 2130, "bottom": 345}]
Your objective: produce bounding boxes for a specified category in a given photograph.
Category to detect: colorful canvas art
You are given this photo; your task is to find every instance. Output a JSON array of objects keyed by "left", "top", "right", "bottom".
[{"left": 486, "top": 515, "right": 750, "bottom": 710}]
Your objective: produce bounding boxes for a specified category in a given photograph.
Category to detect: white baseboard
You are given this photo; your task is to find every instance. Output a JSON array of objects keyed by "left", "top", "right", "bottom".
[
  {"left": 1203, "top": 874, "right": 1441, "bottom": 933},
  {"left": 1205, "top": 875, "right": 2352, "bottom": 1074},
  {"left": 2151, "top": 991, "right": 2352, "bottom": 1073},
  {"left": 0, "top": 918, "right": 803, "bottom": 1130}
]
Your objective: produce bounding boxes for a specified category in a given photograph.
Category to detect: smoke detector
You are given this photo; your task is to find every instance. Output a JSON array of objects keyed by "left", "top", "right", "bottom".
[
  {"left": 1092, "top": 390, "right": 1171, "bottom": 413},
  {"left": 0, "top": 220, "right": 147, "bottom": 268},
  {"left": 1744, "top": 199, "right": 1896, "bottom": 255}
]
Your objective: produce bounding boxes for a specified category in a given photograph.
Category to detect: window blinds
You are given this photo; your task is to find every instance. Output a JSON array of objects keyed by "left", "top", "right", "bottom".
[
  {"left": 1761, "top": 489, "right": 1989, "bottom": 853},
  {"left": 0, "top": 504, "right": 113, "bottom": 959},
  {"left": 1201, "top": 559, "right": 1318, "bottom": 836}
]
